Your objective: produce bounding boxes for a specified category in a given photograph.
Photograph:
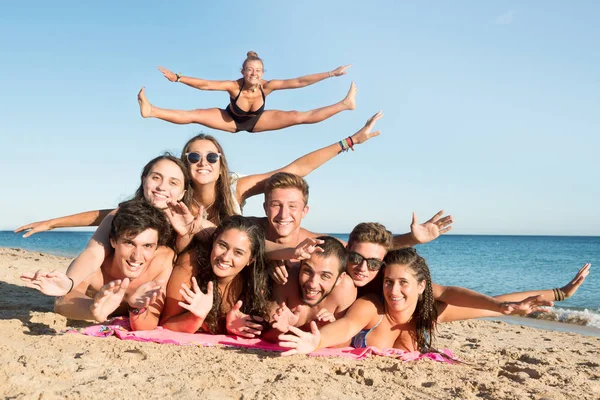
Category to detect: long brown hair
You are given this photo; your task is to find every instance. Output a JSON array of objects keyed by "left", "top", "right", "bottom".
[
  {"left": 132, "top": 153, "right": 192, "bottom": 207},
  {"left": 383, "top": 248, "right": 437, "bottom": 352},
  {"left": 180, "top": 134, "right": 240, "bottom": 225},
  {"left": 194, "top": 215, "right": 271, "bottom": 333}
]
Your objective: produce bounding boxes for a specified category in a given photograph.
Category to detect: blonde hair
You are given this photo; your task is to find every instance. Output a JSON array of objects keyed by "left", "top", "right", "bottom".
[
  {"left": 347, "top": 222, "right": 393, "bottom": 250},
  {"left": 180, "top": 134, "right": 239, "bottom": 225},
  {"left": 264, "top": 172, "right": 309, "bottom": 205},
  {"left": 242, "top": 51, "right": 263, "bottom": 70}
]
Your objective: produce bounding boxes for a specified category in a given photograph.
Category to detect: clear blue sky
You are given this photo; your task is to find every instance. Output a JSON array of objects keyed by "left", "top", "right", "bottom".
[{"left": 1, "top": 1, "right": 599, "bottom": 235}]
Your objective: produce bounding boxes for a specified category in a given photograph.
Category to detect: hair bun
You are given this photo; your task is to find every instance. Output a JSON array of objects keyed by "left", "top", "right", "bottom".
[{"left": 247, "top": 51, "right": 259, "bottom": 58}]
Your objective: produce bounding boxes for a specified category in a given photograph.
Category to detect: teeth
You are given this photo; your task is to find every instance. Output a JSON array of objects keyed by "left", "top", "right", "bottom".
[
  {"left": 153, "top": 193, "right": 167, "bottom": 199},
  {"left": 196, "top": 170, "right": 210, "bottom": 175}
]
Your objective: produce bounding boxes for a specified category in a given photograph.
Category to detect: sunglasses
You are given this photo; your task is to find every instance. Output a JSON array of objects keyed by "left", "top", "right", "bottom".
[
  {"left": 348, "top": 251, "right": 385, "bottom": 271},
  {"left": 185, "top": 152, "right": 221, "bottom": 164}
]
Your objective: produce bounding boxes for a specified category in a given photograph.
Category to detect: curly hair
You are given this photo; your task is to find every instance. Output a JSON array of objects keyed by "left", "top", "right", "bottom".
[
  {"left": 383, "top": 248, "right": 437, "bottom": 352},
  {"left": 110, "top": 199, "right": 172, "bottom": 248},
  {"left": 194, "top": 215, "right": 271, "bottom": 333}
]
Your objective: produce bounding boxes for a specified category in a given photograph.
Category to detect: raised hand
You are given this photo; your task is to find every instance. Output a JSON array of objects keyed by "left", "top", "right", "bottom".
[
  {"left": 350, "top": 111, "right": 383, "bottom": 145},
  {"left": 157, "top": 66, "right": 178, "bottom": 82},
  {"left": 271, "top": 302, "right": 301, "bottom": 333},
  {"left": 127, "top": 280, "right": 165, "bottom": 310},
  {"left": 89, "top": 279, "right": 130, "bottom": 322},
  {"left": 315, "top": 308, "right": 335, "bottom": 324},
  {"left": 330, "top": 65, "right": 351, "bottom": 77},
  {"left": 178, "top": 278, "right": 214, "bottom": 319},
  {"left": 294, "top": 238, "right": 324, "bottom": 260},
  {"left": 561, "top": 263, "right": 591, "bottom": 298},
  {"left": 279, "top": 321, "right": 321, "bottom": 356},
  {"left": 20, "top": 270, "right": 72, "bottom": 296},
  {"left": 226, "top": 300, "right": 265, "bottom": 338},
  {"left": 410, "top": 210, "right": 454, "bottom": 244},
  {"left": 166, "top": 201, "right": 205, "bottom": 237},
  {"left": 269, "top": 260, "right": 289, "bottom": 285},
  {"left": 14, "top": 220, "right": 55, "bottom": 238},
  {"left": 501, "top": 295, "right": 553, "bottom": 316}
]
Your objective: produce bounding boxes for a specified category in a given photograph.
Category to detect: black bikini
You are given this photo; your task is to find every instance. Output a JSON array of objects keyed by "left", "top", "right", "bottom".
[{"left": 224, "top": 82, "right": 266, "bottom": 132}]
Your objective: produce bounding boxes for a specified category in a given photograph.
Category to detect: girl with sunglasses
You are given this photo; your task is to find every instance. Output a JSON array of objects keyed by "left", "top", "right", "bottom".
[
  {"left": 137, "top": 51, "right": 355, "bottom": 133},
  {"left": 278, "top": 248, "right": 590, "bottom": 355}
]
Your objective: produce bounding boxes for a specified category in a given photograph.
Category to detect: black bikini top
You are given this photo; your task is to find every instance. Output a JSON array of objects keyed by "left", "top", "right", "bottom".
[{"left": 229, "top": 81, "right": 266, "bottom": 116}]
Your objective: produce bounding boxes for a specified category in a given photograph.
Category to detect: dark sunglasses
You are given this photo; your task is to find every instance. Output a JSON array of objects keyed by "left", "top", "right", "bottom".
[
  {"left": 348, "top": 251, "right": 385, "bottom": 271},
  {"left": 185, "top": 152, "right": 221, "bottom": 164}
]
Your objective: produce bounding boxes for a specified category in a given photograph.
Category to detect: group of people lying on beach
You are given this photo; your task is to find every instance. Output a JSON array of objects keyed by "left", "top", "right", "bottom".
[{"left": 18, "top": 51, "right": 591, "bottom": 356}]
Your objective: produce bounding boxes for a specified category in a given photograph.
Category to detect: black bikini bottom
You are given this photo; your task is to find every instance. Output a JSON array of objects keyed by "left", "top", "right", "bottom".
[{"left": 224, "top": 105, "right": 264, "bottom": 133}]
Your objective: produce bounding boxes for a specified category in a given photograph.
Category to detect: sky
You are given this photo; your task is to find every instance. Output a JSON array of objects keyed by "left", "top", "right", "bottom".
[{"left": 1, "top": 1, "right": 599, "bottom": 236}]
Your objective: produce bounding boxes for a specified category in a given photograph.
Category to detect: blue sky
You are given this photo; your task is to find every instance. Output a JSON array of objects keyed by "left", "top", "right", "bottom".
[{"left": 1, "top": 1, "right": 599, "bottom": 235}]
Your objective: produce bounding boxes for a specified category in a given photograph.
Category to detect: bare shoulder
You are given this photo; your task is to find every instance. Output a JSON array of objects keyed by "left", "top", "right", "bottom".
[{"left": 299, "top": 228, "right": 321, "bottom": 241}]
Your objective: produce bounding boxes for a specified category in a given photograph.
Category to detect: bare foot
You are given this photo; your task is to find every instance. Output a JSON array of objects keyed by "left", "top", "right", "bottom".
[
  {"left": 137, "top": 87, "right": 153, "bottom": 118},
  {"left": 342, "top": 82, "right": 357, "bottom": 110},
  {"left": 561, "top": 263, "right": 591, "bottom": 298}
]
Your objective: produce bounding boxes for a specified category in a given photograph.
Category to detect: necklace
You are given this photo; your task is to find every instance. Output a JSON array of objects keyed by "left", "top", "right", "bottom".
[{"left": 193, "top": 198, "right": 214, "bottom": 221}]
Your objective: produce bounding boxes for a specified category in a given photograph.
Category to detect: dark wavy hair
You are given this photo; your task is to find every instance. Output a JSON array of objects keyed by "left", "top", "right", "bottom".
[
  {"left": 194, "top": 215, "right": 271, "bottom": 333},
  {"left": 109, "top": 199, "right": 172, "bottom": 247},
  {"left": 180, "top": 134, "right": 239, "bottom": 225},
  {"left": 383, "top": 248, "right": 437, "bottom": 352}
]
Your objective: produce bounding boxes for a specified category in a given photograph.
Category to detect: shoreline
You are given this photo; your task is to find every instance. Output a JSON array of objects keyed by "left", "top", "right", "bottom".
[{"left": 1, "top": 247, "right": 600, "bottom": 399}]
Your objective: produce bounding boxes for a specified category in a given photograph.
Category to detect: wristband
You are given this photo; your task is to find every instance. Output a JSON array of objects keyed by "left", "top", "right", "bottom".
[
  {"left": 66, "top": 277, "right": 74, "bottom": 294},
  {"left": 128, "top": 306, "right": 148, "bottom": 315},
  {"left": 175, "top": 73, "right": 181, "bottom": 82}
]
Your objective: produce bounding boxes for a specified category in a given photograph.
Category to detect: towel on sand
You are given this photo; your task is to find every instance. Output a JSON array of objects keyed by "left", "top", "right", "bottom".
[{"left": 67, "top": 317, "right": 457, "bottom": 363}]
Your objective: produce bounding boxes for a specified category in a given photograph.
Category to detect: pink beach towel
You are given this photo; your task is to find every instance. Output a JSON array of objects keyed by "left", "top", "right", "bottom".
[{"left": 66, "top": 317, "right": 457, "bottom": 363}]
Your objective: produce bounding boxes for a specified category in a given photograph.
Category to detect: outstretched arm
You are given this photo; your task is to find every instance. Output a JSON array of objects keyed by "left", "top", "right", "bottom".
[
  {"left": 158, "top": 66, "right": 237, "bottom": 92},
  {"left": 263, "top": 65, "right": 350, "bottom": 92},
  {"left": 14, "top": 209, "right": 114, "bottom": 238},
  {"left": 278, "top": 296, "right": 378, "bottom": 355},
  {"left": 63, "top": 212, "right": 116, "bottom": 290},
  {"left": 436, "top": 264, "right": 591, "bottom": 322},
  {"left": 391, "top": 211, "right": 453, "bottom": 249},
  {"left": 235, "top": 111, "right": 383, "bottom": 203},
  {"left": 432, "top": 283, "right": 512, "bottom": 314}
]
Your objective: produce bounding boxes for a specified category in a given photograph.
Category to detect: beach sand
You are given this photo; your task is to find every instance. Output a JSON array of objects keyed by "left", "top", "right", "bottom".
[{"left": 1, "top": 248, "right": 599, "bottom": 400}]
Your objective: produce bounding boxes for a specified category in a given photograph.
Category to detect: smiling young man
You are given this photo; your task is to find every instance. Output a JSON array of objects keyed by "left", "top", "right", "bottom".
[
  {"left": 263, "top": 236, "right": 353, "bottom": 342},
  {"left": 21, "top": 200, "right": 174, "bottom": 331}
]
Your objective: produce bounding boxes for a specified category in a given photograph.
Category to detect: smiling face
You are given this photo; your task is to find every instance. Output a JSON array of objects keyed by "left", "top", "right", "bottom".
[
  {"left": 210, "top": 228, "right": 253, "bottom": 283},
  {"left": 142, "top": 159, "right": 186, "bottom": 209},
  {"left": 110, "top": 228, "right": 159, "bottom": 280},
  {"left": 346, "top": 242, "right": 387, "bottom": 287},
  {"left": 383, "top": 263, "right": 426, "bottom": 314},
  {"left": 298, "top": 254, "right": 343, "bottom": 306},
  {"left": 186, "top": 139, "right": 221, "bottom": 187},
  {"left": 242, "top": 60, "right": 264, "bottom": 86},
  {"left": 264, "top": 187, "right": 308, "bottom": 239}
]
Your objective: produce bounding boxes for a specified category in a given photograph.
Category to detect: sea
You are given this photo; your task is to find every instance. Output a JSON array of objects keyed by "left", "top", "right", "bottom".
[{"left": 2, "top": 231, "right": 599, "bottom": 336}]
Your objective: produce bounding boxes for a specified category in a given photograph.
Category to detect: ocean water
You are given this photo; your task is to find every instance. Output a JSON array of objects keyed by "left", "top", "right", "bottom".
[{"left": 2, "top": 231, "right": 599, "bottom": 332}]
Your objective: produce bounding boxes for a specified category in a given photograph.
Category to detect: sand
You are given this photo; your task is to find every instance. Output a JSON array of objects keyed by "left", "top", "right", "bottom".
[{"left": 1, "top": 247, "right": 599, "bottom": 400}]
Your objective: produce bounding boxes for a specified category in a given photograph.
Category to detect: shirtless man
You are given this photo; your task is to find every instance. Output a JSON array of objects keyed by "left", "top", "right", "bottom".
[
  {"left": 20, "top": 200, "right": 174, "bottom": 331},
  {"left": 263, "top": 236, "right": 352, "bottom": 341}
]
